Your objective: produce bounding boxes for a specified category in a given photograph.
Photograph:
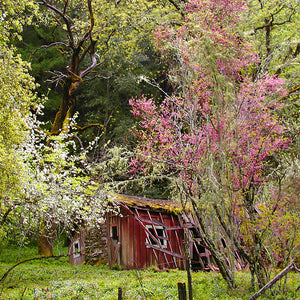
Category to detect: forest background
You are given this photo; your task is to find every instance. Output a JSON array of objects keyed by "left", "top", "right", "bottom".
[{"left": 0, "top": 0, "right": 299, "bottom": 297}]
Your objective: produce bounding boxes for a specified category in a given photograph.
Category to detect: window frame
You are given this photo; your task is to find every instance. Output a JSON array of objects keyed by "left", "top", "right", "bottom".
[
  {"left": 73, "top": 239, "right": 81, "bottom": 258},
  {"left": 111, "top": 225, "right": 119, "bottom": 242},
  {"left": 145, "top": 225, "right": 167, "bottom": 248}
]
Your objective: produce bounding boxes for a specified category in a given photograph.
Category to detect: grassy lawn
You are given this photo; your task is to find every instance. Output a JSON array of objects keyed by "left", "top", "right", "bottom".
[{"left": 0, "top": 246, "right": 299, "bottom": 299}]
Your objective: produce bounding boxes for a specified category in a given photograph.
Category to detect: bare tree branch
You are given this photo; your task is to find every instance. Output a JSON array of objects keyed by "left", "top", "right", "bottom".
[
  {"left": 46, "top": 70, "right": 68, "bottom": 87},
  {"left": 79, "top": 40, "right": 97, "bottom": 78},
  {"left": 38, "top": 0, "right": 75, "bottom": 48},
  {"left": 0, "top": 254, "right": 69, "bottom": 283},
  {"left": 254, "top": 6, "right": 296, "bottom": 32},
  {"left": 31, "top": 42, "right": 68, "bottom": 56},
  {"left": 74, "top": 123, "right": 103, "bottom": 131},
  {"left": 0, "top": 207, "right": 13, "bottom": 227},
  {"left": 76, "top": 0, "right": 94, "bottom": 50},
  {"left": 294, "top": 43, "right": 300, "bottom": 58},
  {"left": 278, "top": 85, "right": 300, "bottom": 102},
  {"left": 167, "top": 0, "right": 185, "bottom": 18},
  {"left": 63, "top": 0, "right": 69, "bottom": 15}
]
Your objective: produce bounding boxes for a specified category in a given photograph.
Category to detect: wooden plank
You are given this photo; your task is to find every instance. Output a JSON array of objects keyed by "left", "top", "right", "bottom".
[
  {"left": 127, "top": 215, "right": 135, "bottom": 267},
  {"left": 119, "top": 203, "right": 185, "bottom": 269},
  {"left": 133, "top": 215, "right": 183, "bottom": 231},
  {"left": 110, "top": 242, "right": 121, "bottom": 268},
  {"left": 165, "top": 226, "right": 184, "bottom": 231},
  {"left": 249, "top": 262, "right": 299, "bottom": 300},
  {"left": 171, "top": 214, "right": 185, "bottom": 269},
  {"left": 118, "top": 287, "right": 123, "bottom": 300},
  {"left": 147, "top": 210, "right": 170, "bottom": 268},
  {"left": 119, "top": 211, "right": 129, "bottom": 268},
  {"left": 159, "top": 212, "right": 178, "bottom": 268},
  {"left": 135, "top": 216, "right": 164, "bottom": 226},
  {"left": 191, "top": 240, "right": 205, "bottom": 269},
  {"left": 134, "top": 207, "right": 160, "bottom": 264},
  {"left": 134, "top": 213, "right": 141, "bottom": 269},
  {"left": 145, "top": 244, "right": 184, "bottom": 259}
]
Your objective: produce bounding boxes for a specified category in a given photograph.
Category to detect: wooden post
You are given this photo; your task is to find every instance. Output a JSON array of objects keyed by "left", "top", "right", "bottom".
[
  {"left": 183, "top": 225, "right": 193, "bottom": 300},
  {"left": 118, "top": 287, "right": 123, "bottom": 300},
  {"left": 178, "top": 282, "right": 187, "bottom": 300}
]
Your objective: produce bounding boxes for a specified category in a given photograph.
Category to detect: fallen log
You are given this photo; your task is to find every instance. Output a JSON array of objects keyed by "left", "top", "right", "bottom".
[
  {"left": 0, "top": 253, "right": 72, "bottom": 283},
  {"left": 248, "top": 262, "right": 300, "bottom": 300}
]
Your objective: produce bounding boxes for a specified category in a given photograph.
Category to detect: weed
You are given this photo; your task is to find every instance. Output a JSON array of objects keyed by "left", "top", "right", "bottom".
[{"left": 0, "top": 246, "right": 299, "bottom": 299}]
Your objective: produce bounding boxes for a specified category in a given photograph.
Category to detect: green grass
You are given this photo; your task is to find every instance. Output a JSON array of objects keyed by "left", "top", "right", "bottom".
[{"left": 0, "top": 246, "right": 299, "bottom": 299}]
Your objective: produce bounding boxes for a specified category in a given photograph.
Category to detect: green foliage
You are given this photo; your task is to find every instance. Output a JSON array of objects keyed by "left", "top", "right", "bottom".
[
  {"left": 247, "top": 0, "right": 299, "bottom": 77},
  {"left": 0, "top": 0, "right": 40, "bottom": 243},
  {"left": 0, "top": 48, "right": 35, "bottom": 197},
  {"left": 14, "top": 0, "right": 178, "bottom": 144},
  {"left": 0, "top": 246, "right": 299, "bottom": 299},
  {"left": 246, "top": 0, "right": 300, "bottom": 151},
  {"left": 0, "top": 0, "right": 37, "bottom": 43}
]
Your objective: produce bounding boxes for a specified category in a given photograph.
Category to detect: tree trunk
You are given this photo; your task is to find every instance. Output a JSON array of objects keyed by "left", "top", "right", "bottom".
[
  {"left": 244, "top": 188, "right": 268, "bottom": 289},
  {"left": 38, "top": 224, "right": 55, "bottom": 256},
  {"left": 37, "top": 0, "right": 97, "bottom": 257},
  {"left": 210, "top": 248, "right": 236, "bottom": 289},
  {"left": 193, "top": 209, "right": 236, "bottom": 289},
  {"left": 50, "top": 77, "right": 78, "bottom": 134},
  {"left": 38, "top": 76, "right": 79, "bottom": 256},
  {"left": 38, "top": 235, "right": 53, "bottom": 256},
  {"left": 183, "top": 226, "right": 193, "bottom": 300}
]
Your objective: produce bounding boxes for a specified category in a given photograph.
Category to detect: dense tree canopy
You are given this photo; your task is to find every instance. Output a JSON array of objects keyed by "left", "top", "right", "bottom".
[
  {"left": 129, "top": 0, "right": 299, "bottom": 289},
  {"left": 0, "top": 0, "right": 38, "bottom": 238},
  {"left": 247, "top": 0, "right": 300, "bottom": 154},
  {"left": 16, "top": 0, "right": 182, "bottom": 143},
  {"left": 0, "top": 0, "right": 299, "bottom": 293}
]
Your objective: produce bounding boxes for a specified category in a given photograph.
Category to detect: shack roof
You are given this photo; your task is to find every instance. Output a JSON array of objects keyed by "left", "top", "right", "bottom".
[{"left": 108, "top": 193, "right": 181, "bottom": 214}]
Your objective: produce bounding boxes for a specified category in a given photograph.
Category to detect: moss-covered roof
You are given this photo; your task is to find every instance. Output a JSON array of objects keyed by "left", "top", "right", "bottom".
[{"left": 108, "top": 193, "right": 182, "bottom": 214}]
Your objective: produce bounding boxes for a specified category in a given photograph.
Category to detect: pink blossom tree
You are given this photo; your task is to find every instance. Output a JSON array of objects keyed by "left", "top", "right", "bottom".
[{"left": 129, "top": 0, "right": 297, "bottom": 289}]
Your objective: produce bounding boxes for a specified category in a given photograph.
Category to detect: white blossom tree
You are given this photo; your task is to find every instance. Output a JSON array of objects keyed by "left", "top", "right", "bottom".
[{"left": 17, "top": 111, "right": 108, "bottom": 255}]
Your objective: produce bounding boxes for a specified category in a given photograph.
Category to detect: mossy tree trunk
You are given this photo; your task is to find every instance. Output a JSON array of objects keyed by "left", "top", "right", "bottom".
[{"left": 38, "top": 0, "right": 97, "bottom": 256}]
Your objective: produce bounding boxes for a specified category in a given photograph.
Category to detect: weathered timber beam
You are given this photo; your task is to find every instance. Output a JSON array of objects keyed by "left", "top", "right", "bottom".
[
  {"left": 248, "top": 262, "right": 299, "bottom": 300},
  {"left": 145, "top": 244, "right": 184, "bottom": 259}
]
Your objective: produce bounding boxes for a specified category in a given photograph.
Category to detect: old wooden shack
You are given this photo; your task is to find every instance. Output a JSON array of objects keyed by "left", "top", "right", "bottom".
[{"left": 69, "top": 194, "right": 214, "bottom": 270}]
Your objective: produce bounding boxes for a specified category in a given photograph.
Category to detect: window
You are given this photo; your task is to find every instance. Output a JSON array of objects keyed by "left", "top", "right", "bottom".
[
  {"left": 73, "top": 240, "right": 81, "bottom": 258},
  {"left": 111, "top": 225, "right": 118, "bottom": 242},
  {"left": 145, "top": 225, "right": 167, "bottom": 248}
]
